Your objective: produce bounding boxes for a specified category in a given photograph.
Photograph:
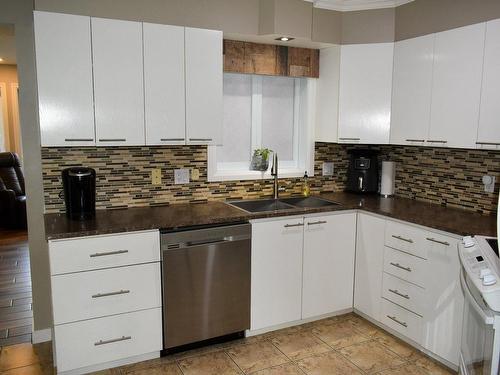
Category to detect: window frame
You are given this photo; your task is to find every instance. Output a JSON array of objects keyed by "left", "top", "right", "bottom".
[{"left": 208, "top": 74, "right": 316, "bottom": 182}]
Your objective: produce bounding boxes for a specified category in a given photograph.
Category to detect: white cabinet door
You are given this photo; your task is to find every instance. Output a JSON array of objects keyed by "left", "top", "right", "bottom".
[
  {"left": 390, "top": 34, "right": 435, "bottom": 146},
  {"left": 354, "top": 213, "right": 385, "bottom": 321},
  {"left": 185, "top": 27, "right": 223, "bottom": 145},
  {"left": 429, "top": 23, "right": 485, "bottom": 149},
  {"left": 34, "top": 11, "right": 95, "bottom": 146},
  {"left": 338, "top": 43, "right": 393, "bottom": 144},
  {"left": 251, "top": 217, "right": 303, "bottom": 331},
  {"left": 143, "top": 23, "right": 186, "bottom": 145},
  {"left": 477, "top": 19, "right": 500, "bottom": 149},
  {"left": 303, "top": 213, "right": 356, "bottom": 319},
  {"left": 422, "top": 233, "right": 463, "bottom": 366},
  {"left": 315, "top": 46, "right": 340, "bottom": 143},
  {"left": 92, "top": 18, "right": 145, "bottom": 146}
]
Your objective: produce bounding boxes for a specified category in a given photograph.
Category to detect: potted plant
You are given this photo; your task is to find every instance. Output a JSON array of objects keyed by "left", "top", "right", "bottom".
[{"left": 250, "top": 148, "right": 273, "bottom": 171}]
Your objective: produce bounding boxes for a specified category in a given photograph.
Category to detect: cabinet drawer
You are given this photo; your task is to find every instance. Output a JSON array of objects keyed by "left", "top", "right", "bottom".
[
  {"left": 383, "top": 247, "right": 426, "bottom": 288},
  {"left": 385, "top": 221, "right": 427, "bottom": 259},
  {"left": 381, "top": 298, "right": 422, "bottom": 344},
  {"left": 382, "top": 272, "right": 426, "bottom": 316},
  {"left": 54, "top": 308, "right": 162, "bottom": 372},
  {"left": 51, "top": 263, "right": 161, "bottom": 325},
  {"left": 49, "top": 230, "right": 160, "bottom": 275}
]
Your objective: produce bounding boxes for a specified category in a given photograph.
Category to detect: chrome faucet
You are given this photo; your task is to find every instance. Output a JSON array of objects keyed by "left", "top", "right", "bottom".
[{"left": 271, "top": 153, "right": 279, "bottom": 199}]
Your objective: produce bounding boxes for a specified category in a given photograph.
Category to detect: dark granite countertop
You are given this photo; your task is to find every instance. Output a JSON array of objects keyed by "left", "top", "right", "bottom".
[{"left": 44, "top": 192, "right": 497, "bottom": 240}]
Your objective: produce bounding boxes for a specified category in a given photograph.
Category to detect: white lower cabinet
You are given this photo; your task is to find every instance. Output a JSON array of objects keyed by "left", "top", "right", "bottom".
[
  {"left": 381, "top": 298, "right": 423, "bottom": 344},
  {"left": 251, "top": 212, "right": 356, "bottom": 331},
  {"left": 303, "top": 213, "right": 356, "bottom": 318},
  {"left": 49, "top": 230, "right": 162, "bottom": 374},
  {"left": 354, "top": 213, "right": 385, "bottom": 321}
]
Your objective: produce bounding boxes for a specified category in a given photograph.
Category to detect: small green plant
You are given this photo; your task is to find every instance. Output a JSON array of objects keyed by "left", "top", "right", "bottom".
[
  {"left": 253, "top": 148, "right": 273, "bottom": 161},
  {"left": 250, "top": 148, "right": 273, "bottom": 171}
]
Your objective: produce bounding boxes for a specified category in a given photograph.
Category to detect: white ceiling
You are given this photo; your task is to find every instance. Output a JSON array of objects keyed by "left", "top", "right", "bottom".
[
  {"left": 0, "top": 25, "right": 16, "bottom": 65},
  {"left": 306, "top": 0, "right": 414, "bottom": 11}
]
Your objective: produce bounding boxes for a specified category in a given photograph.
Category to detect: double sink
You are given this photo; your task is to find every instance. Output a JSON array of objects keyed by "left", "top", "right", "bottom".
[{"left": 227, "top": 196, "right": 340, "bottom": 213}]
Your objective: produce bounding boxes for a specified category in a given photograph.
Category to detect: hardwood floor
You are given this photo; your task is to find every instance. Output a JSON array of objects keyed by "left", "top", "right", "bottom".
[{"left": 0, "top": 230, "right": 32, "bottom": 347}]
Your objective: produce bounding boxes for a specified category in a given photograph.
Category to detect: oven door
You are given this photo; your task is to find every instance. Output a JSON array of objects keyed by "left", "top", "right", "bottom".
[{"left": 460, "top": 268, "right": 498, "bottom": 375}]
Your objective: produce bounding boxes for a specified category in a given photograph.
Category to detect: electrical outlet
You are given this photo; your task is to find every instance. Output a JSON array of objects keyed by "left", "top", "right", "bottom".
[
  {"left": 322, "top": 162, "right": 334, "bottom": 176},
  {"left": 174, "top": 168, "right": 190, "bottom": 184},
  {"left": 191, "top": 169, "right": 200, "bottom": 181},
  {"left": 482, "top": 175, "right": 496, "bottom": 193},
  {"left": 151, "top": 169, "right": 162, "bottom": 185}
]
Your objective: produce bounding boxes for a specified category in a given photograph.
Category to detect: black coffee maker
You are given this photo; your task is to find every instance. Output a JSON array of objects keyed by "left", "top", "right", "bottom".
[
  {"left": 62, "top": 167, "right": 96, "bottom": 220},
  {"left": 346, "top": 150, "right": 379, "bottom": 193}
]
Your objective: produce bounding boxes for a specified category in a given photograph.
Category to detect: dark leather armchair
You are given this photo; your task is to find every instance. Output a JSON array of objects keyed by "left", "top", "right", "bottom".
[{"left": 0, "top": 153, "right": 27, "bottom": 229}]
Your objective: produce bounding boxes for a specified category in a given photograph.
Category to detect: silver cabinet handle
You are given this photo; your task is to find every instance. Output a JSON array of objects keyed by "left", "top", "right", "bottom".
[
  {"left": 92, "top": 289, "right": 130, "bottom": 299},
  {"left": 476, "top": 142, "right": 500, "bottom": 145},
  {"left": 65, "top": 138, "right": 94, "bottom": 142},
  {"left": 161, "top": 138, "right": 185, "bottom": 142},
  {"left": 94, "top": 335, "right": 131, "bottom": 346},
  {"left": 426, "top": 140, "right": 447, "bottom": 143},
  {"left": 405, "top": 139, "right": 425, "bottom": 142},
  {"left": 99, "top": 138, "right": 126, "bottom": 142},
  {"left": 189, "top": 138, "right": 212, "bottom": 142},
  {"left": 388, "top": 289, "right": 410, "bottom": 300},
  {"left": 387, "top": 315, "right": 408, "bottom": 327},
  {"left": 307, "top": 220, "right": 327, "bottom": 226},
  {"left": 90, "top": 250, "right": 129, "bottom": 258},
  {"left": 426, "top": 237, "right": 450, "bottom": 246},
  {"left": 338, "top": 137, "right": 360, "bottom": 141},
  {"left": 391, "top": 235, "right": 414, "bottom": 244},
  {"left": 390, "top": 262, "right": 412, "bottom": 272},
  {"left": 284, "top": 223, "right": 304, "bottom": 228}
]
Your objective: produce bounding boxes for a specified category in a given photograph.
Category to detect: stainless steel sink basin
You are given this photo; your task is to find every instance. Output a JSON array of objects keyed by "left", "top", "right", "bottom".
[
  {"left": 279, "top": 196, "right": 341, "bottom": 208},
  {"left": 227, "top": 199, "right": 296, "bottom": 213},
  {"left": 227, "top": 196, "right": 341, "bottom": 213}
]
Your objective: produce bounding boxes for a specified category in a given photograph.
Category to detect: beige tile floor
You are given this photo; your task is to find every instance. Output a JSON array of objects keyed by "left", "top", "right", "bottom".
[{"left": 0, "top": 313, "right": 457, "bottom": 374}]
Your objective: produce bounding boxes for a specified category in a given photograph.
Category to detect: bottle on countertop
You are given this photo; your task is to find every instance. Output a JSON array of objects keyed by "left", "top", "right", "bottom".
[{"left": 302, "top": 171, "right": 310, "bottom": 197}]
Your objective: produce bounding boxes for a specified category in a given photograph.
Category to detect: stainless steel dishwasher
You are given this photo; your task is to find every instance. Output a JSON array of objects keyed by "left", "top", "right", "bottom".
[{"left": 160, "top": 223, "right": 251, "bottom": 350}]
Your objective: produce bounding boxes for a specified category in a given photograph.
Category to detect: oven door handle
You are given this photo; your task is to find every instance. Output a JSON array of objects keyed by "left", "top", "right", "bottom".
[{"left": 460, "top": 268, "right": 495, "bottom": 325}]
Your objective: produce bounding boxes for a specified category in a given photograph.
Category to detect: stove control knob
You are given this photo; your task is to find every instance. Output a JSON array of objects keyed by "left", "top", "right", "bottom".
[
  {"left": 480, "top": 268, "right": 493, "bottom": 279},
  {"left": 483, "top": 274, "right": 497, "bottom": 286}
]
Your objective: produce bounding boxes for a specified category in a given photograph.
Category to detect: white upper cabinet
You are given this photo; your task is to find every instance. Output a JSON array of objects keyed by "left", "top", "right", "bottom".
[
  {"left": 34, "top": 11, "right": 95, "bottom": 147},
  {"left": 429, "top": 23, "right": 486, "bottom": 149},
  {"left": 143, "top": 23, "right": 186, "bottom": 145},
  {"left": 338, "top": 43, "right": 394, "bottom": 145},
  {"left": 477, "top": 19, "right": 500, "bottom": 149},
  {"left": 185, "top": 27, "right": 223, "bottom": 145},
  {"left": 390, "top": 34, "right": 435, "bottom": 146},
  {"left": 92, "top": 18, "right": 145, "bottom": 146},
  {"left": 302, "top": 213, "right": 356, "bottom": 319}
]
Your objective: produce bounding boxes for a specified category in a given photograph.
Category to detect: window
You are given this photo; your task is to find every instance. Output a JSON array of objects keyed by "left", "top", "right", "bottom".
[{"left": 208, "top": 73, "right": 315, "bottom": 181}]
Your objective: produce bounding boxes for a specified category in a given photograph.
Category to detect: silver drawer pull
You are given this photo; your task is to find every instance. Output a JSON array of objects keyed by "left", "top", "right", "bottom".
[
  {"left": 307, "top": 220, "right": 327, "bottom": 226},
  {"left": 405, "top": 139, "right": 425, "bottom": 142},
  {"left": 426, "top": 140, "right": 447, "bottom": 143},
  {"left": 388, "top": 289, "right": 410, "bottom": 300},
  {"left": 161, "top": 138, "right": 185, "bottom": 141},
  {"left": 189, "top": 138, "right": 212, "bottom": 142},
  {"left": 387, "top": 315, "right": 408, "bottom": 328},
  {"left": 476, "top": 142, "right": 500, "bottom": 145},
  {"left": 390, "top": 262, "right": 412, "bottom": 272},
  {"left": 94, "top": 335, "right": 131, "bottom": 346},
  {"left": 90, "top": 250, "right": 129, "bottom": 258},
  {"left": 64, "top": 138, "right": 94, "bottom": 142},
  {"left": 99, "top": 138, "right": 126, "bottom": 142},
  {"left": 284, "top": 223, "right": 304, "bottom": 228},
  {"left": 92, "top": 289, "right": 130, "bottom": 299},
  {"left": 391, "top": 235, "right": 414, "bottom": 244},
  {"left": 338, "top": 137, "right": 360, "bottom": 141},
  {"left": 426, "top": 237, "right": 450, "bottom": 246}
]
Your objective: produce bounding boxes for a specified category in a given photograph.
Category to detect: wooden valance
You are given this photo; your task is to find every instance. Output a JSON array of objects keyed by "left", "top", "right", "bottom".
[{"left": 223, "top": 40, "right": 319, "bottom": 78}]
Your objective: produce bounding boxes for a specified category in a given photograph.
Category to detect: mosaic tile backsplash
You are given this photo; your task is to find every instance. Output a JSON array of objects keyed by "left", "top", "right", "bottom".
[{"left": 41, "top": 144, "right": 500, "bottom": 215}]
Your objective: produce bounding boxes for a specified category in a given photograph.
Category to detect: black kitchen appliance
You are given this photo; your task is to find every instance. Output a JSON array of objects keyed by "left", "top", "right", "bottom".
[
  {"left": 62, "top": 167, "right": 96, "bottom": 220},
  {"left": 346, "top": 150, "right": 379, "bottom": 193}
]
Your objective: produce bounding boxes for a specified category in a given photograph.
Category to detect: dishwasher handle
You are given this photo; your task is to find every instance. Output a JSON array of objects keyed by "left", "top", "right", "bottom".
[{"left": 185, "top": 238, "right": 230, "bottom": 247}]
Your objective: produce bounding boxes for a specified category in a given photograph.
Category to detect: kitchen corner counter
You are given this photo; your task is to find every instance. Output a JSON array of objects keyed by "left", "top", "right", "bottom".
[{"left": 44, "top": 193, "right": 497, "bottom": 240}]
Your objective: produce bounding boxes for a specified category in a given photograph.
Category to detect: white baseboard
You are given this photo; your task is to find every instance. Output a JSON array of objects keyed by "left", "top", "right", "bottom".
[{"left": 32, "top": 328, "right": 52, "bottom": 344}]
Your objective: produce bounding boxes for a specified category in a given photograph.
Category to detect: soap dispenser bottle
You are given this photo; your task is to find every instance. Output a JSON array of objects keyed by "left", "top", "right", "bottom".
[{"left": 302, "top": 171, "right": 310, "bottom": 197}]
